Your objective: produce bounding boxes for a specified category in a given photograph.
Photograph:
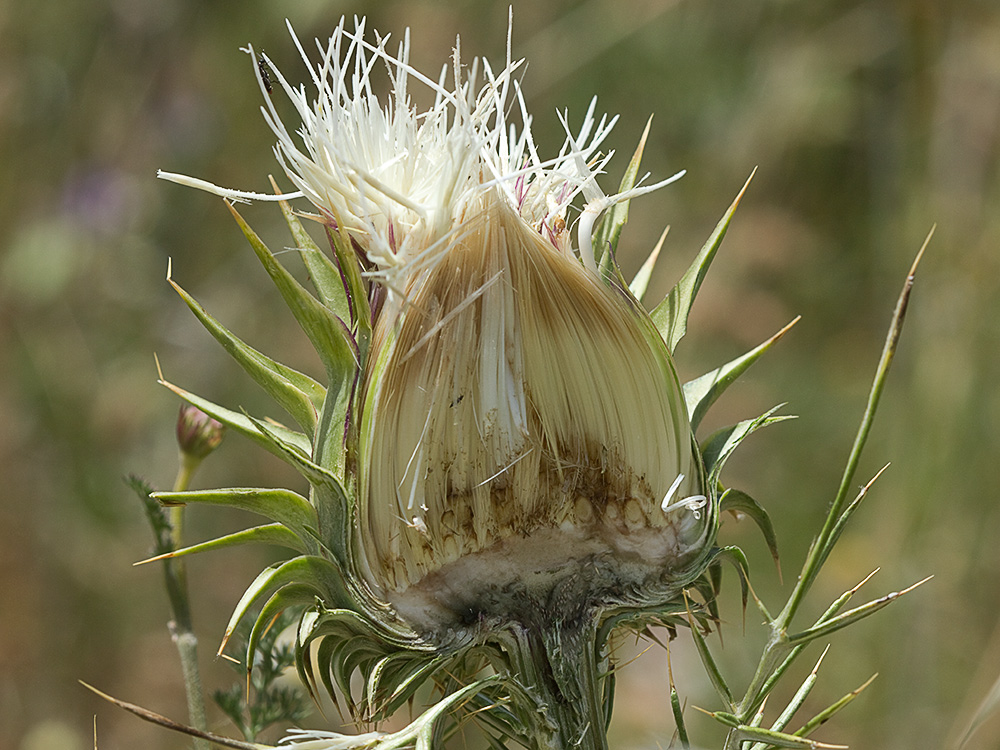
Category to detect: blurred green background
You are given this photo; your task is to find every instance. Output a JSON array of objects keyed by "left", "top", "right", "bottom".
[{"left": 2, "top": 0, "right": 998, "bottom": 748}]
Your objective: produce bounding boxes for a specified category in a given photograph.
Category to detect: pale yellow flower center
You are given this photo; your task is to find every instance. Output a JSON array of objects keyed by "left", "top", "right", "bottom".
[{"left": 357, "top": 191, "right": 700, "bottom": 625}]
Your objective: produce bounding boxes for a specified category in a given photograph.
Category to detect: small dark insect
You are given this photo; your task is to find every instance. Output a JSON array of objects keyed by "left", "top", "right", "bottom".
[{"left": 257, "top": 54, "right": 272, "bottom": 94}]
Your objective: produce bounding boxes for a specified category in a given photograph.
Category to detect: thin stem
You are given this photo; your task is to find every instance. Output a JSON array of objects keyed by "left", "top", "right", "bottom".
[
  {"left": 778, "top": 241, "right": 926, "bottom": 628},
  {"left": 162, "top": 452, "right": 211, "bottom": 750},
  {"left": 736, "top": 239, "right": 928, "bottom": 720}
]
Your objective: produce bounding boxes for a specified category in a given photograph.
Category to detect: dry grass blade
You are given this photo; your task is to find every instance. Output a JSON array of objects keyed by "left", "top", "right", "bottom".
[{"left": 80, "top": 682, "right": 265, "bottom": 749}]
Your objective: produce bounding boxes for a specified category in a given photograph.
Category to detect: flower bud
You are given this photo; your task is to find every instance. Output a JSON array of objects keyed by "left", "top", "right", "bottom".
[{"left": 176, "top": 404, "right": 225, "bottom": 461}]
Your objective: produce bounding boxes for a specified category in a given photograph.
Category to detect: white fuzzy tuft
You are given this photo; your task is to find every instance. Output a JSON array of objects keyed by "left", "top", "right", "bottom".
[{"left": 161, "top": 16, "right": 684, "bottom": 295}]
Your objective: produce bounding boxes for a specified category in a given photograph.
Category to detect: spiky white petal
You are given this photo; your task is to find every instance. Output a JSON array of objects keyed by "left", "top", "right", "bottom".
[{"left": 161, "top": 16, "right": 683, "bottom": 293}]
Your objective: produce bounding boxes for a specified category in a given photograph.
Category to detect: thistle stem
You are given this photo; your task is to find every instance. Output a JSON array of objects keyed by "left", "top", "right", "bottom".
[
  {"left": 778, "top": 243, "right": 924, "bottom": 630},
  {"left": 736, "top": 242, "right": 928, "bottom": 721},
  {"left": 162, "top": 452, "right": 210, "bottom": 750},
  {"left": 512, "top": 611, "right": 609, "bottom": 750}
]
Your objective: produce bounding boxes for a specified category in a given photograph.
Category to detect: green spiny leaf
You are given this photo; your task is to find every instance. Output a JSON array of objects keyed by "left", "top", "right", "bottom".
[
  {"left": 325, "top": 221, "right": 372, "bottom": 360},
  {"left": 310, "top": 369, "right": 355, "bottom": 487},
  {"left": 602, "top": 665, "right": 616, "bottom": 731},
  {"left": 702, "top": 560, "right": 723, "bottom": 627},
  {"left": 670, "top": 683, "right": 690, "bottom": 749},
  {"left": 314, "top": 629, "right": 351, "bottom": 708},
  {"left": 685, "top": 599, "right": 734, "bottom": 708},
  {"left": 273, "top": 181, "right": 350, "bottom": 319},
  {"left": 364, "top": 653, "right": 452, "bottom": 720},
  {"left": 700, "top": 708, "right": 740, "bottom": 728},
  {"left": 243, "top": 413, "right": 327, "bottom": 483},
  {"left": 684, "top": 316, "right": 799, "bottom": 431},
  {"left": 714, "top": 546, "right": 751, "bottom": 617},
  {"left": 244, "top": 413, "right": 353, "bottom": 564},
  {"left": 786, "top": 576, "right": 931, "bottom": 647},
  {"left": 698, "top": 705, "right": 847, "bottom": 749},
  {"left": 227, "top": 201, "right": 358, "bottom": 383},
  {"left": 220, "top": 556, "right": 355, "bottom": 658},
  {"left": 748, "top": 644, "right": 804, "bottom": 720},
  {"left": 729, "top": 722, "right": 846, "bottom": 749},
  {"left": 780, "top": 239, "right": 929, "bottom": 627},
  {"left": 748, "top": 572, "right": 881, "bottom": 717},
  {"left": 297, "top": 607, "right": 432, "bottom": 713},
  {"left": 701, "top": 406, "right": 794, "bottom": 487},
  {"left": 790, "top": 675, "right": 877, "bottom": 746},
  {"left": 388, "top": 656, "right": 457, "bottom": 716},
  {"left": 651, "top": 169, "right": 755, "bottom": 352},
  {"left": 151, "top": 487, "right": 317, "bottom": 543},
  {"left": 246, "top": 585, "right": 319, "bottom": 686},
  {"left": 748, "top": 646, "right": 829, "bottom": 748},
  {"left": 291, "top": 609, "right": 323, "bottom": 705},
  {"left": 594, "top": 117, "right": 652, "bottom": 269},
  {"left": 136, "top": 524, "right": 306, "bottom": 564},
  {"left": 276, "top": 195, "right": 368, "bottom": 485},
  {"left": 720, "top": 488, "right": 780, "bottom": 576},
  {"left": 629, "top": 226, "right": 667, "bottom": 303},
  {"left": 820, "top": 569, "right": 880, "bottom": 623},
  {"left": 462, "top": 677, "right": 548, "bottom": 748},
  {"left": 310, "top": 224, "right": 370, "bottom": 483},
  {"left": 812, "top": 464, "right": 889, "bottom": 585},
  {"left": 168, "top": 268, "right": 324, "bottom": 433}
]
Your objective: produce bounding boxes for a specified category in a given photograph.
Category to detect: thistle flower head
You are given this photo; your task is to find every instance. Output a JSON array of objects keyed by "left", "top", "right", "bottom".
[
  {"left": 161, "top": 17, "right": 709, "bottom": 631},
  {"left": 156, "top": 16, "right": 741, "bottom": 746},
  {"left": 209, "top": 18, "right": 707, "bottom": 628}
]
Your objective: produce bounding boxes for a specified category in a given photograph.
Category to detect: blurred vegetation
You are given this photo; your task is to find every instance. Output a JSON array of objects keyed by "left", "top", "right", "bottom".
[{"left": 1, "top": 0, "right": 998, "bottom": 748}]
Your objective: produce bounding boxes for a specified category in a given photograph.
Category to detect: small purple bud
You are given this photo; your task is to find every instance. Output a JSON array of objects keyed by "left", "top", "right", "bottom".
[{"left": 176, "top": 404, "right": 225, "bottom": 460}]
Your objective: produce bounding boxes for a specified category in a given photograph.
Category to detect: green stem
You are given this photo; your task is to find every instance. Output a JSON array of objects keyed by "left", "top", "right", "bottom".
[
  {"left": 736, "top": 243, "right": 927, "bottom": 720},
  {"left": 777, "top": 245, "right": 924, "bottom": 629},
  {"left": 512, "top": 614, "right": 609, "bottom": 750},
  {"left": 162, "top": 452, "right": 211, "bottom": 750}
]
